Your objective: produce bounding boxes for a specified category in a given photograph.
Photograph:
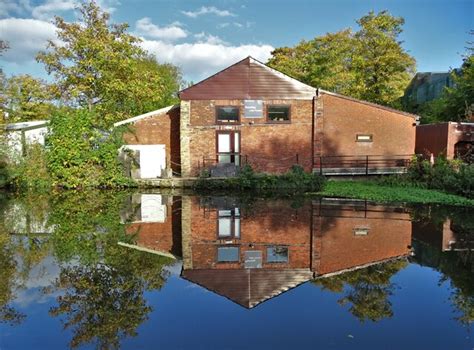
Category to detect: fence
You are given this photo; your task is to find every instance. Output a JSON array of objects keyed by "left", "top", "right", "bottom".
[
  {"left": 314, "top": 155, "right": 414, "bottom": 175},
  {"left": 196, "top": 153, "right": 415, "bottom": 176}
]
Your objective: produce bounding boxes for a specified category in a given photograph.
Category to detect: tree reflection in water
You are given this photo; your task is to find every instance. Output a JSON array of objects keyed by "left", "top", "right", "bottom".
[
  {"left": 313, "top": 259, "right": 408, "bottom": 322},
  {"left": 41, "top": 191, "right": 175, "bottom": 349}
]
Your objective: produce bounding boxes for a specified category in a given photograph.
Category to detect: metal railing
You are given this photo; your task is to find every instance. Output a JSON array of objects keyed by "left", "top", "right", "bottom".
[
  {"left": 314, "top": 154, "right": 414, "bottom": 175},
  {"left": 199, "top": 153, "right": 248, "bottom": 169},
  {"left": 195, "top": 153, "right": 415, "bottom": 175}
]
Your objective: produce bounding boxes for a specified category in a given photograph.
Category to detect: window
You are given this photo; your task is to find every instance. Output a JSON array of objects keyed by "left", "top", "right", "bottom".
[
  {"left": 267, "top": 105, "right": 290, "bottom": 122},
  {"left": 353, "top": 227, "right": 369, "bottom": 236},
  {"left": 217, "top": 208, "right": 240, "bottom": 239},
  {"left": 267, "top": 246, "right": 289, "bottom": 263},
  {"left": 216, "top": 106, "right": 239, "bottom": 123},
  {"left": 356, "top": 134, "right": 373, "bottom": 142},
  {"left": 217, "top": 246, "right": 239, "bottom": 262}
]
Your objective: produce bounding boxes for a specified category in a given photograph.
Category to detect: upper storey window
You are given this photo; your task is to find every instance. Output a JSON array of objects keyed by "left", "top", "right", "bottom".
[
  {"left": 216, "top": 106, "right": 240, "bottom": 124},
  {"left": 267, "top": 105, "right": 290, "bottom": 123}
]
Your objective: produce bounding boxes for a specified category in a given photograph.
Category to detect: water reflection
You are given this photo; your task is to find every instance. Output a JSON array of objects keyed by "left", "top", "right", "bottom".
[{"left": 0, "top": 191, "right": 473, "bottom": 349}]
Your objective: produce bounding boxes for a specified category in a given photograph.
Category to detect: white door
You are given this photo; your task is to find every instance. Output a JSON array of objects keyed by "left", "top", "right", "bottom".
[{"left": 123, "top": 145, "right": 166, "bottom": 178}]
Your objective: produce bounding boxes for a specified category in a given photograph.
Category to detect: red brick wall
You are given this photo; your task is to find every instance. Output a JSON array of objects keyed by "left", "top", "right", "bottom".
[
  {"left": 123, "top": 107, "right": 181, "bottom": 173},
  {"left": 186, "top": 99, "right": 313, "bottom": 174},
  {"left": 321, "top": 94, "right": 416, "bottom": 158}
]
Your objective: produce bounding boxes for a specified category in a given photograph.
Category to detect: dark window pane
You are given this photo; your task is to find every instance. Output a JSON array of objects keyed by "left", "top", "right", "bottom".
[
  {"left": 217, "top": 247, "right": 239, "bottom": 262},
  {"left": 217, "top": 107, "right": 239, "bottom": 123},
  {"left": 267, "top": 246, "right": 288, "bottom": 263},
  {"left": 267, "top": 106, "right": 290, "bottom": 122}
]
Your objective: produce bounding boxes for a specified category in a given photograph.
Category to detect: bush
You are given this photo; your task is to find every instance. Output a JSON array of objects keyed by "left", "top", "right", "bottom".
[
  {"left": 6, "top": 143, "right": 51, "bottom": 190},
  {"left": 379, "top": 157, "right": 473, "bottom": 199},
  {"left": 47, "top": 109, "right": 133, "bottom": 189},
  {"left": 194, "top": 164, "right": 326, "bottom": 195}
]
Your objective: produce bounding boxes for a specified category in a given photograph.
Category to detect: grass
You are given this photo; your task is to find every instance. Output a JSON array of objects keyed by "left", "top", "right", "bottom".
[{"left": 316, "top": 180, "right": 474, "bottom": 207}]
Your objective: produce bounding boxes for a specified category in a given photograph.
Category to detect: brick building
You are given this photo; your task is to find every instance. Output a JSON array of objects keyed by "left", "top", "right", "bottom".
[
  {"left": 415, "top": 122, "right": 474, "bottom": 163},
  {"left": 117, "top": 57, "right": 418, "bottom": 178}
]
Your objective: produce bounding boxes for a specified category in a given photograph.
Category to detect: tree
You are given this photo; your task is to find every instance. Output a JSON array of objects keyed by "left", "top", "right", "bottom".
[
  {"left": 268, "top": 11, "right": 416, "bottom": 107},
  {"left": 354, "top": 11, "right": 416, "bottom": 106},
  {"left": 2, "top": 75, "right": 55, "bottom": 123},
  {"left": 36, "top": 1, "right": 181, "bottom": 128},
  {"left": 443, "top": 31, "right": 474, "bottom": 121},
  {"left": 46, "top": 109, "right": 131, "bottom": 188}
]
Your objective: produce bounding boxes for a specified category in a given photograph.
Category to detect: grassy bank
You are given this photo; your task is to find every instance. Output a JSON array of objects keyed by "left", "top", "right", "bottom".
[{"left": 317, "top": 181, "right": 474, "bottom": 207}]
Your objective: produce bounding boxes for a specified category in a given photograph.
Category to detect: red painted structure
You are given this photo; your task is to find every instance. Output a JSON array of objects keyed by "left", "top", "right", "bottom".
[{"left": 415, "top": 122, "right": 474, "bottom": 162}]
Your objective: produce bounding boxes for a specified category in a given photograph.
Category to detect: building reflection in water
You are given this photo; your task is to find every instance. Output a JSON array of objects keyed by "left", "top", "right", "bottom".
[{"left": 122, "top": 194, "right": 468, "bottom": 309}]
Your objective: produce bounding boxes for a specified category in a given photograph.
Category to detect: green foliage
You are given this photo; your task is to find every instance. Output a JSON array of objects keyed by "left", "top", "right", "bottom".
[
  {"left": 36, "top": 0, "right": 181, "bottom": 128},
  {"left": 194, "top": 165, "right": 326, "bottom": 195},
  {"left": 6, "top": 143, "right": 51, "bottom": 190},
  {"left": 1, "top": 74, "right": 55, "bottom": 123},
  {"left": 401, "top": 157, "right": 474, "bottom": 199},
  {"left": 268, "top": 10, "right": 415, "bottom": 107},
  {"left": 314, "top": 259, "right": 408, "bottom": 322},
  {"left": 46, "top": 109, "right": 133, "bottom": 188}
]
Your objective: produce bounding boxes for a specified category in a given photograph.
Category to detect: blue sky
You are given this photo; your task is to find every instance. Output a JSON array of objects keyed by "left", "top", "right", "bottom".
[{"left": 0, "top": 0, "right": 472, "bottom": 83}]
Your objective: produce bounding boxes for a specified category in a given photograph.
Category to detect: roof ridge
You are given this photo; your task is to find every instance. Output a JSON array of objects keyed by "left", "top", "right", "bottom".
[
  {"left": 113, "top": 104, "right": 179, "bottom": 127},
  {"left": 178, "top": 56, "right": 251, "bottom": 97}
]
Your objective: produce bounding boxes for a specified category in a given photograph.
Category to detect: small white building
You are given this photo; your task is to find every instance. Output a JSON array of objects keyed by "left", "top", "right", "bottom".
[{"left": 4, "top": 120, "right": 49, "bottom": 161}]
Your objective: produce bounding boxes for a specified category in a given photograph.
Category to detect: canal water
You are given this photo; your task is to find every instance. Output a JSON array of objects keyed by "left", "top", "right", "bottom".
[{"left": 0, "top": 191, "right": 473, "bottom": 349}]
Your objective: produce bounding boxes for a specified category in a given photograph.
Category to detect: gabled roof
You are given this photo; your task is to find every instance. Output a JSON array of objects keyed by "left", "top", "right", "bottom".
[
  {"left": 181, "top": 268, "right": 313, "bottom": 309},
  {"left": 113, "top": 104, "right": 179, "bottom": 127},
  {"left": 179, "top": 56, "right": 317, "bottom": 100}
]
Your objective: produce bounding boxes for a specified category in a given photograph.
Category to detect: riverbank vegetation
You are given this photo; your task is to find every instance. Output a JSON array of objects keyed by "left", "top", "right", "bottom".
[
  {"left": 319, "top": 181, "right": 474, "bottom": 207},
  {"left": 194, "top": 165, "right": 326, "bottom": 195}
]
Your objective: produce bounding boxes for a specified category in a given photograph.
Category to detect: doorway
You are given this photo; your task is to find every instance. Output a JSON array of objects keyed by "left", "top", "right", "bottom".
[{"left": 216, "top": 131, "right": 240, "bottom": 166}]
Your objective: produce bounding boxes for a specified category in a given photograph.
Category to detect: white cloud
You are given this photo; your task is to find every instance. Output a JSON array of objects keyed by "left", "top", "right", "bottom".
[
  {"left": 0, "top": 0, "right": 120, "bottom": 21},
  {"left": 181, "top": 6, "right": 235, "bottom": 18},
  {"left": 217, "top": 22, "right": 243, "bottom": 29},
  {"left": 140, "top": 38, "right": 273, "bottom": 82},
  {"left": 194, "top": 32, "right": 227, "bottom": 45},
  {"left": 135, "top": 17, "right": 187, "bottom": 41},
  {"left": 31, "top": 0, "right": 76, "bottom": 20},
  {"left": 0, "top": 18, "right": 58, "bottom": 63}
]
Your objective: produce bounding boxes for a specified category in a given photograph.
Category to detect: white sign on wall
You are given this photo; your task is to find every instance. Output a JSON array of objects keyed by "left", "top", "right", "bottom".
[{"left": 244, "top": 100, "right": 263, "bottom": 118}]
